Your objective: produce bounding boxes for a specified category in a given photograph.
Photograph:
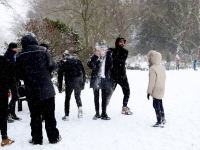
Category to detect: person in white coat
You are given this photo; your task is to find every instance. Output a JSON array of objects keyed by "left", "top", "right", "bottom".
[{"left": 147, "top": 50, "right": 166, "bottom": 127}]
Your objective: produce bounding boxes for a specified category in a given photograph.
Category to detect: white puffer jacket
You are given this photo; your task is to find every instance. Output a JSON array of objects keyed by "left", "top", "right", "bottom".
[{"left": 147, "top": 51, "right": 166, "bottom": 99}]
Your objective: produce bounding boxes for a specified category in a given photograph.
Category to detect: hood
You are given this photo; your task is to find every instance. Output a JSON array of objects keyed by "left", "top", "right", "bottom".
[
  {"left": 148, "top": 50, "right": 162, "bottom": 67},
  {"left": 21, "top": 34, "right": 38, "bottom": 49},
  {"left": 115, "top": 37, "right": 126, "bottom": 48},
  {"left": 63, "top": 50, "right": 71, "bottom": 58}
]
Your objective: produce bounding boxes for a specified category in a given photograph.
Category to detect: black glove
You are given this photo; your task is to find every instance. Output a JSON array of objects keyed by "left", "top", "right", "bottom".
[{"left": 147, "top": 94, "right": 150, "bottom": 100}]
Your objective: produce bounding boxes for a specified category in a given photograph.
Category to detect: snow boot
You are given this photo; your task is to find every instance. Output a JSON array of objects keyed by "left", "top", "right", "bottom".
[
  {"left": 121, "top": 106, "right": 133, "bottom": 115},
  {"left": 62, "top": 115, "right": 69, "bottom": 121},
  {"left": 11, "top": 114, "right": 22, "bottom": 121},
  {"left": 78, "top": 107, "right": 83, "bottom": 118},
  {"left": 7, "top": 115, "right": 14, "bottom": 123},
  {"left": 1, "top": 137, "right": 14, "bottom": 147},
  {"left": 152, "top": 122, "right": 164, "bottom": 128},
  {"left": 93, "top": 112, "right": 101, "bottom": 120},
  {"left": 28, "top": 139, "right": 43, "bottom": 145},
  {"left": 101, "top": 113, "right": 111, "bottom": 120},
  {"left": 162, "top": 119, "right": 166, "bottom": 124},
  {"left": 49, "top": 135, "right": 62, "bottom": 144}
]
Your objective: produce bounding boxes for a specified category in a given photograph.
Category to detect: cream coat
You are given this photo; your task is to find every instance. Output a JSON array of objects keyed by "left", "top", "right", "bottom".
[{"left": 147, "top": 51, "right": 166, "bottom": 99}]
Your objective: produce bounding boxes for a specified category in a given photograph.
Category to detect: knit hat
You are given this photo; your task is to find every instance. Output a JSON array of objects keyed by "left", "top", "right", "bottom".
[{"left": 63, "top": 50, "right": 71, "bottom": 57}]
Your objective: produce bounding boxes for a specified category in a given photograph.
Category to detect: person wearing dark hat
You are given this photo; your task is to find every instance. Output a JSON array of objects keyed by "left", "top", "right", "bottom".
[
  {"left": 0, "top": 54, "right": 15, "bottom": 147},
  {"left": 58, "top": 50, "right": 86, "bottom": 121},
  {"left": 109, "top": 37, "right": 133, "bottom": 115},
  {"left": 87, "top": 40, "right": 113, "bottom": 120},
  {"left": 4, "top": 42, "right": 21, "bottom": 122},
  {"left": 16, "top": 33, "right": 61, "bottom": 145}
]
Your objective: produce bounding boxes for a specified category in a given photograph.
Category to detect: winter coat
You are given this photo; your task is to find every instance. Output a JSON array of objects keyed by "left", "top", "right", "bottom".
[
  {"left": 4, "top": 49, "right": 17, "bottom": 65},
  {"left": 0, "top": 56, "right": 15, "bottom": 94},
  {"left": 87, "top": 50, "right": 113, "bottom": 89},
  {"left": 147, "top": 51, "right": 166, "bottom": 99},
  {"left": 58, "top": 55, "right": 86, "bottom": 90},
  {"left": 166, "top": 54, "right": 171, "bottom": 62},
  {"left": 175, "top": 55, "right": 180, "bottom": 65},
  {"left": 16, "top": 35, "right": 58, "bottom": 101},
  {"left": 193, "top": 60, "right": 197, "bottom": 67},
  {"left": 109, "top": 37, "right": 128, "bottom": 79}
]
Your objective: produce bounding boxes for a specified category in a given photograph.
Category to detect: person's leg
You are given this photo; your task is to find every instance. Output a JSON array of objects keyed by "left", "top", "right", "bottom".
[
  {"left": 93, "top": 89, "right": 99, "bottom": 113},
  {"left": 153, "top": 98, "right": 162, "bottom": 123},
  {"left": 101, "top": 89, "right": 111, "bottom": 120},
  {"left": 160, "top": 100, "right": 165, "bottom": 120},
  {"left": 74, "top": 89, "right": 82, "bottom": 108},
  {"left": 28, "top": 100, "right": 43, "bottom": 144},
  {"left": 0, "top": 94, "right": 8, "bottom": 139},
  {"left": 65, "top": 88, "right": 73, "bottom": 116},
  {"left": 118, "top": 78, "right": 130, "bottom": 107},
  {"left": 43, "top": 97, "right": 60, "bottom": 143}
]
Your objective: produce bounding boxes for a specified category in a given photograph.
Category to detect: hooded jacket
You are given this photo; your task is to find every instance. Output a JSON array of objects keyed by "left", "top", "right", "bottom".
[
  {"left": 16, "top": 35, "right": 58, "bottom": 101},
  {"left": 58, "top": 51, "right": 86, "bottom": 90},
  {"left": 147, "top": 51, "right": 166, "bottom": 99},
  {"left": 110, "top": 37, "right": 128, "bottom": 79}
]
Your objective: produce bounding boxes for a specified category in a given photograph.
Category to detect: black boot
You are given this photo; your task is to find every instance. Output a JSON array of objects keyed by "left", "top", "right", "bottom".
[
  {"left": 7, "top": 109, "right": 14, "bottom": 123},
  {"left": 93, "top": 111, "right": 101, "bottom": 120},
  {"left": 101, "top": 113, "right": 111, "bottom": 120}
]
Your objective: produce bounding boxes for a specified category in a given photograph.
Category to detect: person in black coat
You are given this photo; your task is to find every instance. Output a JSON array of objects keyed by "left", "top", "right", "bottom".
[
  {"left": 16, "top": 33, "right": 61, "bottom": 145},
  {"left": 110, "top": 37, "right": 133, "bottom": 115},
  {"left": 87, "top": 40, "right": 113, "bottom": 120},
  {"left": 0, "top": 55, "right": 15, "bottom": 147},
  {"left": 4, "top": 42, "right": 21, "bottom": 122},
  {"left": 58, "top": 50, "right": 86, "bottom": 121}
]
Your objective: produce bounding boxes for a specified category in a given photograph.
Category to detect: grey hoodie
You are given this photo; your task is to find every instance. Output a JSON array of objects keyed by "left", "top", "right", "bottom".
[{"left": 147, "top": 51, "right": 166, "bottom": 99}]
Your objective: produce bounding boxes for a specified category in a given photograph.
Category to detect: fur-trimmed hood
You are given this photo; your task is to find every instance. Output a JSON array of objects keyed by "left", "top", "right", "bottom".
[{"left": 148, "top": 50, "right": 162, "bottom": 68}]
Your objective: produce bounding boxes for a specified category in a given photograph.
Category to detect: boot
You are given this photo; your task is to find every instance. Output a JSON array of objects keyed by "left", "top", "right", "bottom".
[
  {"left": 78, "top": 107, "right": 83, "bottom": 118},
  {"left": 28, "top": 139, "right": 43, "bottom": 145},
  {"left": 1, "top": 137, "right": 14, "bottom": 147},
  {"left": 93, "top": 111, "right": 101, "bottom": 120},
  {"left": 101, "top": 113, "right": 111, "bottom": 120},
  {"left": 49, "top": 135, "right": 62, "bottom": 144},
  {"left": 7, "top": 114, "right": 14, "bottom": 123},
  {"left": 121, "top": 106, "right": 133, "bottom": 115},
  {"left": 152, "top": 122, "right": 164, "bottom": 128},
  {"left": 62, "top": 115, "right": 69, "bottom": 121},
  {"left": 11, "top": 114, "right": 22, "bottom": 121}
]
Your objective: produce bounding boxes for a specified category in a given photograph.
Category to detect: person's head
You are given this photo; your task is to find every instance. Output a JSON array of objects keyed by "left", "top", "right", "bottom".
[
  {"left": 40, "top": 43, "right": 49, "bottom": 49},
  {"left": 169, "top": 52, "right": 171, "bottom": 55},
  {"left": 115, "top": 37, "right": 126, "bottom": 48},
  {"left": 8, "top": 42, "right": 18, "bottom": 52},
  {"left": 148, "top": 50, "right": 162, "bottom": 67},
  {"left": 99, "top": 40, "right": 107, "bottom": 51},
  {"left": 21, "top": 32, "right": 38, "bottom": 49},
  {"left": 63, "top": 50, "right": 71, "bottom": 58}
]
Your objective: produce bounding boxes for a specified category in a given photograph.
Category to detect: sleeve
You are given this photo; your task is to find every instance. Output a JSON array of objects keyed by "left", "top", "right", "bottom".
[
  {"left": 106, "top": 51, "right": 113, "bottom": 69},
  {"left": 87, "top": 54, "right": 99, "bottom": 69},
  {"left": 147, "top": 67, "right": 156, "bottom": 95},
  {"left": 78, "top": 59, "right": 86, "bottom": 87},
  {"left": 15, "top": 54, "right": 24, "bottom": 80},
  {"left": 45, "top": 50, "right": 58, "bottom": 72}
]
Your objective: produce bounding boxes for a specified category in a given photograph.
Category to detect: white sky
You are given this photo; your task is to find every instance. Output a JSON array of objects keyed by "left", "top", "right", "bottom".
[{"left": 0, "top": 0, "right": 29, "bottom": 52}]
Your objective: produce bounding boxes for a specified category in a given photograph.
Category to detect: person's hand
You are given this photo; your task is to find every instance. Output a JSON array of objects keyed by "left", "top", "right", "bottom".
[
  {"left": 95, "top": 51, "right": 100, "bottom": 56},
  {"left": 147, "top": 94, "right": 150, "bottom": 100}
]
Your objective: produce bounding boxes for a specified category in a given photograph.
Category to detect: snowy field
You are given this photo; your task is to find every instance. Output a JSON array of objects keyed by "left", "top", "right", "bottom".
[{"left": 5, "top": 69, "right": 200, "bottom": 150}]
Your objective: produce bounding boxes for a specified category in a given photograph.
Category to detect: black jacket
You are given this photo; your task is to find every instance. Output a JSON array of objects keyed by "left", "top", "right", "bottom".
[
  {"left": 58, "top": 56, "right": 86, "bottom": 90},
  {"left": 16, "top": 35, "right": 58, "bottom": 101},
  {"left": 110, "top": 37, "right": 128, "bottom": 79},
  {"left": 0, "top": 56, "right": 15, "bottom": 94},
  {"left": 87, "top": 50, "right": 113, "bottom": 89}
]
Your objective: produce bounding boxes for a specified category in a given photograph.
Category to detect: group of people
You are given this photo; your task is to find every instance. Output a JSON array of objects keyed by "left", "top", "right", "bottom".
[
  {"left": 166, "top": 52, "right": 181, "bottom": 70},
  {"left": 0, "top": 33, "right": 167, "bottom": 147}
]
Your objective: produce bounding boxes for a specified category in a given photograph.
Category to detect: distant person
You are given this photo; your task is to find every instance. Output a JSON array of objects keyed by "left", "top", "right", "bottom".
[
  {"left": 0, "top": 55, "right": 15, "bottom": 147},
  {"left": 87, "top": 40, "right": 113, "bottom": 120},
  {"left": 166, "top": 52, "right": 171, "bottom": 70},
  {"left": 175, "top": 54, "right": 180, "bottom": 70},
  {"left": 110, "top": 37, "right": 133, "bottom": 115},
  {"left": 147, "top": 50, "right": 166, "bottom": 127},
  {"left": 193, "top": 60, "right": 197, "bottom": 71},
  {"left": 16, "top": 33, "right": 61, "bottom": 145},
  {"left": 4, "top": 42, "right": 21, "bottom": 122},
  {"left": 58, "top": 50, "right": 86, "bottom": 121}
]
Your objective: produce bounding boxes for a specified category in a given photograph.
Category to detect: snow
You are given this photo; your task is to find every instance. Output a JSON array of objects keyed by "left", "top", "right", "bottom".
[{"left": 5, "top": 69, "right": 200, "bottom": 149}]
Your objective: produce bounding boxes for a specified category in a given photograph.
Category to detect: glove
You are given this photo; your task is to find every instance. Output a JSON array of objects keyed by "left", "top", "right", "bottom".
[{"left": 147, "top": 94, "right": 150, "bottom": 100}]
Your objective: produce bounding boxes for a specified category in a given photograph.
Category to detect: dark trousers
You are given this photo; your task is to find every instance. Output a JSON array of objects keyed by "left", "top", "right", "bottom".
[
  {"left": 153, "top": 98, "right": 165, "bottom": 123},
  {"left": 65, "top": 88, "right": 82, "bottom": 116},
  {"left": 8, "top": 97, "right": 17, "bottom": 116},
  {"left": 28, "top": 97, "right": 59, "bottom": 143},
  {"left": 0, "top": 93, "right": 8, "bottom": 139},
  {"left": 93, "top": 89, "right": 112, "bottom": 114},
  {"left": 112, "top": 77, "right": 130, "bottom": 107},
  {"left": 176, "top": 65, "right": 179, "bottom": 70}
]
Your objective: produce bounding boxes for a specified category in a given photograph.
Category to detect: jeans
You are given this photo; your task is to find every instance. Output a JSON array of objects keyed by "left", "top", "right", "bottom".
[{"left": 167, "top": 62, "right": 170, "bottom": 70}]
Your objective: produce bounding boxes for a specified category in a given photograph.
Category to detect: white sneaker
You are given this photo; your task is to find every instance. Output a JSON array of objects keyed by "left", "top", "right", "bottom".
[
  {"left": 121, "top": 107, "right": 133, "bottom": 115},
  {"left": 78, "top": 107, "right": 83, "bottom": 118},
  {"left": 62, "top": 115, "right": 69, "bottom": 121}
]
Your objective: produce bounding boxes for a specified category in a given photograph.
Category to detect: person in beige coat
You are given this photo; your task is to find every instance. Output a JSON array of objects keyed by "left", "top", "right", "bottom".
[{"left": 147, "top": 50, "right": 166, "bottom": 127}]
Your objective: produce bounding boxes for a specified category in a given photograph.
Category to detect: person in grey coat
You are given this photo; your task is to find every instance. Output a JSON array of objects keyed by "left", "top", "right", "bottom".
[
  {"left": 147, "top": 50, "right": 166, "bottom": 127},
  {"left": 87, "top": 40, "right": 113, "bottom": 120},
  {"left": 16, "top": 33, "right": 61, "bottom": 145}
]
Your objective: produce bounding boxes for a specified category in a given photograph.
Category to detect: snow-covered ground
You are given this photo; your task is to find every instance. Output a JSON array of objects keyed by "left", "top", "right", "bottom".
[{"left": 5, "top": 69, "right": 200, "bottom": 150}]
